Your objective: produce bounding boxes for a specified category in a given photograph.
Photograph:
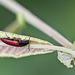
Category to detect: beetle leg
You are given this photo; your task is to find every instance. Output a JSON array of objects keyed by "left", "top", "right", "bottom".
[
  {"left": 5, "top": 33, "right": 10, "bottom": 39},
  {"left": 28, "top": 36, "right": 30, "bottom": 51}
]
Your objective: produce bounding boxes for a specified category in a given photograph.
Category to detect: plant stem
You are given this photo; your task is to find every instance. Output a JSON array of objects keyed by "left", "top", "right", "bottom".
[
  {"left": 0, "top": 0, "right": 72, "bottom": 48},
  {"left": 30, "top": 44, "right": 75, "bottom": 56}
]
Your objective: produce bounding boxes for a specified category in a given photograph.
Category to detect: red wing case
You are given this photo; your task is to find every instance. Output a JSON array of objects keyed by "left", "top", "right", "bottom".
[{"left": 1, "top": 38, "right": 19, "bottom": 47}]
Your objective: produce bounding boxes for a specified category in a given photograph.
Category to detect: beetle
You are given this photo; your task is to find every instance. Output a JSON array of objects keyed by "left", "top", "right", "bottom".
[
  {"left": 0, "top": 33, "right": 30, "bottom": 50},
  {"left": 1, "top": 33, "right": 30, "bottom": 49},
  {"left": 1, "top": 38, "right": 30, "bottom": 47}
]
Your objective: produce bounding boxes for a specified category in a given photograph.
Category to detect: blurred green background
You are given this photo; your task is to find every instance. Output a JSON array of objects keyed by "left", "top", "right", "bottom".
[{"left": 0, "top": 0, "right": 75, "bottom": 75}]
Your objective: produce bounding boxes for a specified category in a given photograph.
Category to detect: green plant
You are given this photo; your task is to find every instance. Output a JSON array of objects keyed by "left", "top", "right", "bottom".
[{"left": 0, "top": 0, "right": 75, "bottom": 68}]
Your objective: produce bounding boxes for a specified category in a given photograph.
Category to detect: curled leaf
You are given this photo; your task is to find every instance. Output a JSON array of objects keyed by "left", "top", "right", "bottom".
[
  {"left": 0, "top": 31, "right": 54, "bottom": 58},
  {"left": 0, "top": 31, "right": 75, "bottom": 68},
  {"left": 58, "top": 51, "right": 73, "bottom": 68},
  {"left": 57, "top": 41, "right": 75, "bottom": 68}
]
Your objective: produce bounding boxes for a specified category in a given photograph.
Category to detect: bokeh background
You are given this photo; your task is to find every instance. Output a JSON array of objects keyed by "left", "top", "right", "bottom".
[{"left": 0, "top": 0, "right": 75, "bottom": 75}]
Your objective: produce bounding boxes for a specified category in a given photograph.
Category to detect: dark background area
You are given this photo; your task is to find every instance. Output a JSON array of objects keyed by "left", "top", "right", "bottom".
[{"left": 0, "top": 0, "right": 75, "bottom": 75}]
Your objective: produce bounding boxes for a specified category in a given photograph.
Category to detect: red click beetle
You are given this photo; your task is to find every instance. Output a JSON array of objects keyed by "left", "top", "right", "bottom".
[{"left": 1, "top": 34, "right": 30, "bottom": 50}]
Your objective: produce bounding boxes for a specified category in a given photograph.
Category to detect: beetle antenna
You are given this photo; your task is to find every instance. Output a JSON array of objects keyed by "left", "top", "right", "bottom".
[
  {"left": 28, "top": 36, "right": 30, "bottom": 51},
  {"left": 5, "top": 33, "right": 10, "bottom": 39}
]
